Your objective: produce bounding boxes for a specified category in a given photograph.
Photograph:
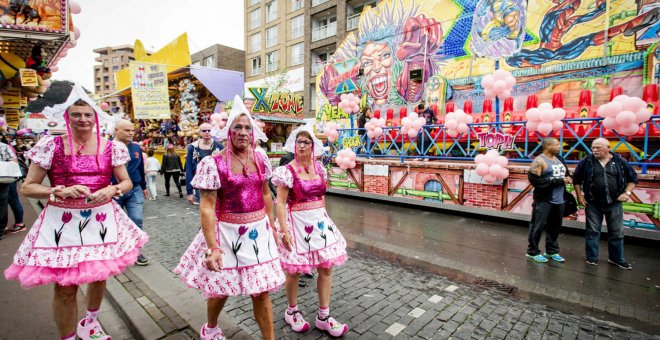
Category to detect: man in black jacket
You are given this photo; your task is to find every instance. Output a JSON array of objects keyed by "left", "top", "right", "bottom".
[
  {"left": 573, "top": 138, "right": 637, "bottom": 269},
  {"left": 526, "top": 138, "right": 572, "bottom": 263}
]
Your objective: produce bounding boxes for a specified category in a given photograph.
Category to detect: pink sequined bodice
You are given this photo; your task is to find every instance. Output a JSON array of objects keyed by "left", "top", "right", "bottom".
[
  {"left": 287, "top": 162, "right": 326, "bottom": 205},
  {"left": 49, "top": 136, "right": 113, "bottom": 193},
  {"left": 214, "top": 153, "right": 267, "bottom": 214}
]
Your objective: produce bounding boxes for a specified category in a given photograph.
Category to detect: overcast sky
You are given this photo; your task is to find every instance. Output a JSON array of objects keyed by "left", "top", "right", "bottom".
[{"left": 56, "top": 0, "right": 245, "bottom": 91}]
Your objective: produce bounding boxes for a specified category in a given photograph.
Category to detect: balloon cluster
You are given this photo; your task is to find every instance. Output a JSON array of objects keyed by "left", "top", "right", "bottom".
[
  {"left": 339, "top": 93, "right": 360, "bottom": 114},
  {"left": 475, "top": 150, "right": 510, "bottom": 184},
  {"left": 335, "top": 148, "right": 357, "bottom": 170},
  {"left": 324, "top": 122, "right": 340, "bottom": 143},
  {"left": 401, "top": 111, "right": 427, "bottom": 139},
  {"left": 525, "top": 103, "right": 565, "bottom": 136},
  {"left": 444, "top": 109, "right": 473, "bottom": 137},
  {"left": 597, "top": 95, "right": 651, "bottom": 136},
  {"left": 481, "top": 69, "right": 516, "bottom": 99},
  {"left": 365, "top": 117, "right": 387, "bottom": 139}
]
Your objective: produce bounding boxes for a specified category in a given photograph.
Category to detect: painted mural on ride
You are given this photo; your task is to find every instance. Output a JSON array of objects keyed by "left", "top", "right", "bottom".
[{"left": 314, "top": 0, "right": 660, "bottom": 237}]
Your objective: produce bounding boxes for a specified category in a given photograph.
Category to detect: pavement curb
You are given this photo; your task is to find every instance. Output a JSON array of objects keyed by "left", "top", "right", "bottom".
[{"left": 343, "top": 230, "right": 660, "bottom": 332}]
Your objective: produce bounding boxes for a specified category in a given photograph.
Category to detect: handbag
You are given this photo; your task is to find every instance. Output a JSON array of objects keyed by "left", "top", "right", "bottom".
[
  {"left": 563, "top": 190, "right": 578, "bottom": 217},
  {"left": 0, "top": 161, "right": 23, "bottom": 183}
]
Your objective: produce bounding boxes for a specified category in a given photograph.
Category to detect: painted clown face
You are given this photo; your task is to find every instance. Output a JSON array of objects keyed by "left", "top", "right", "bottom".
[{"left": 360, "top": 42, "right": 394, "bottom": 106}]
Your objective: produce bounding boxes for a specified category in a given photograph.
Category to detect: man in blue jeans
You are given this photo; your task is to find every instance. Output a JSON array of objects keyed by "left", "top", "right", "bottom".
[
  {"left": 573, "top": 138, "right": 637, "bottom": 270},
  {"left": 113, "top": 120, "right": 149, "bottom": 265}
]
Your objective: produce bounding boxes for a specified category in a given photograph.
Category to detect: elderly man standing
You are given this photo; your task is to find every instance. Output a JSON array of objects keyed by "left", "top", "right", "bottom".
[
  {"left": 184, "top": 122, "right": 223, "bottom": 205},
  {"left": 113, "top": 119, "right": 150, "bottom": 266},
  {"left": 573, "top": 138, "right": 637, "bottom": 269}
]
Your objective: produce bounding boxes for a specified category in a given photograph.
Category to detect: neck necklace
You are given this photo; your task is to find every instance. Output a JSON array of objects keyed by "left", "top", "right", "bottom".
[
  {"left": 72, "top": 138, "right": 88, "bottom": 155},
  {"left": 230, "top": 148, "right": 250, "bottom": 176},
  {"left": 296, "top": 158, "right": 312, "bottom": 174}
]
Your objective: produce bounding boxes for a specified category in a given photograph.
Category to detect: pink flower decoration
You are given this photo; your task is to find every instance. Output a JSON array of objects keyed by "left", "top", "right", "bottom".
[
  {"left": 238, "top": 225, "right": 248, "bottom": 236},
  {"left": 61, "top": 211, "right": 73, "bottom": 223},
  {"left": 95, "top": 213, "right": 107, "bottom": 222}
]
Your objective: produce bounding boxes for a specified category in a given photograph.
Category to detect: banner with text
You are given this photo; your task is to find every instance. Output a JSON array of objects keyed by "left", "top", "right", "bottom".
[{"left": 129, "top": 62, "right": 170, "bottom": 119}]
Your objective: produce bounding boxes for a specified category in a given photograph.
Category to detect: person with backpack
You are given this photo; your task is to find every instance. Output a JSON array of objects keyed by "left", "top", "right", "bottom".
[{"left": 184, "top": 123, "right": 223, "bottom": 205}]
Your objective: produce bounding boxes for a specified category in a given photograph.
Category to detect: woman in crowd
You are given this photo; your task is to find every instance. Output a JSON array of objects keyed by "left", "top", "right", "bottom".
[
  {"left": 160, "top": 144, "right": 184, "bottom": 197},
  {"left": 145, "top": 149, "right": 160, "bottom": 200}
]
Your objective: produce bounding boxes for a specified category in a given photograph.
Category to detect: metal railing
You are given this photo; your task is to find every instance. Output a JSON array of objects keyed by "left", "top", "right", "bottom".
[
  {"left": 312, "top": 21, "right": 337, "bottom": 42},
  {"left": 346, "top": 13, "right": 360, "bottom": 31},
  {"left": 322, "top": 116, "right": 660, "bottom": 173}
]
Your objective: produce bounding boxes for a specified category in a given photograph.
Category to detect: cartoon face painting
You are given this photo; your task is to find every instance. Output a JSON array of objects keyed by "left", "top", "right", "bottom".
[{"left": 360, "top": 42, "right": 394, "bottom": 106}]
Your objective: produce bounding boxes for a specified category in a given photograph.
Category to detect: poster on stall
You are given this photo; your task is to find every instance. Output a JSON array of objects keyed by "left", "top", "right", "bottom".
[
  {"left": 19, "top": 69, "right": 38, "bottom": 87},
  {"left": 0, "top": 0, "right": 67, "bottom": 34},
  {"left": 1, "top": 88, "right": 20, "bottom": 108},
  {"left": 25, "top": 112, "right": 66, "bottom": 133},
  {"left": 129, "top": 62, "right": 170, "bottom": 119},
  {"left": 3, "top": 109, "right": 19, "bottom": 129}
]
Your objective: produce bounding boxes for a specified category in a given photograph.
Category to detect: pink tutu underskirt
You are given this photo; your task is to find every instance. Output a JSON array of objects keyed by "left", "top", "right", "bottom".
[
  {"left": 280, "top": 254, "right": 348, "bottom": 275},
  {"left": 4, "top": 239, "right": 146, "bottom": 287}
]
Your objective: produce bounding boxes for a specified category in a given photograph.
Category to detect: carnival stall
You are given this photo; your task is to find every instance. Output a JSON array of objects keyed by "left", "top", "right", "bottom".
[
  {"left": 0, "top": 0, "right": 81, "bottom": 135},
  {"left": 315, "top": 0, "right": 660, "bottom": 240}
]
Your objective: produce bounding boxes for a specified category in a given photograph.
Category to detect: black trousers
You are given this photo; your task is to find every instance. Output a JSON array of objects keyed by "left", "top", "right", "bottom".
[
  {"left": 164, "top": 172, "right": 182, "bottom": 195},
  {"left": 527, "top": 200, "right": 565, "bottom": 256},
  {"left": 0, "top": 183, "right": 9, "bottom": 233}
]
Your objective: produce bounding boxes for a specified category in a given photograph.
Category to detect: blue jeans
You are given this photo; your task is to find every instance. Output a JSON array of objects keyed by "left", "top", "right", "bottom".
[
  {"left": 8, "top": 182, "right": 23, "bottom": 225},
  {"left": 114, "top": 186, "right": 144, "bottom": 230},
  {"left": 194, "top": 189, "right": 200, "bottom": 203},
  {"left": 585, "top": 201, "right": 625, "bottom": 262},
  {"left": 0, "top": 183, "right": 9, "bottom": 233}
]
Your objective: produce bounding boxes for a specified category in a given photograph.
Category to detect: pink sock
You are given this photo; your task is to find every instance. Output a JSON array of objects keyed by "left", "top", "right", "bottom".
[
  {"left": 85, "top": 308, "right": 99, "bottom": 323},
  {"left": 319, "top": 306, "right": 329, "bottom": 319},
  {"left": 61, "top": 333, "right": 75, "bottom": 340},
  {"left": 287, "top": 305, "right": 298, "bottom": 314}
]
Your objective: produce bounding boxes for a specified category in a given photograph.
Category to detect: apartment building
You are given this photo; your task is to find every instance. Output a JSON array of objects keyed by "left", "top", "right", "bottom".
[
  {"left": 244, "top": 0, "right": 305, "bottom": 102},
  {"left": 191, "top": 44, "right": 245, "bottom": 72},
  {"left": 244, "top": 0, "right": 378, "bottom": 117},
  {"left": 93, "top": 45, "right": 134, "bottom": 111}
]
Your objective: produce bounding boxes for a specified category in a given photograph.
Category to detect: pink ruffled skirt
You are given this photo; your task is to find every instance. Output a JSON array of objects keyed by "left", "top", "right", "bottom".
[{"left": 4, "top": 201, "right": 148, "bottom": 287}]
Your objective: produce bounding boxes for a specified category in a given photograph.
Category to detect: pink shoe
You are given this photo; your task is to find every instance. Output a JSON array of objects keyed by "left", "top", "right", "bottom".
[
  {"left": 200, "top": 323, "right": 225, "bottom": 340},
  {"left": 316, "top": 316, "right": 348, "bottom": 337},
  {"left": 285, "top": 310, "right": 310, "bottom": 333},
  {"left": 76, "top": 318, "right": 111, "bottom": 340}
]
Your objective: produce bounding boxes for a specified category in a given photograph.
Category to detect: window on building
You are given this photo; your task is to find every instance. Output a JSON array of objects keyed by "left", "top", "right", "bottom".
[
  {"left": 250, "top": 32, "right": 262, "bottom": 53},
  {"left": 251, "top": 57, "right": 262, "bottom": 76},
  {"left": 291, "top": 15, "right": 304, "bottom": 39},
  {"left": 103, "top": 76, "right": 109, "bottom": 82},
  {"left": 291, "top": 43, "right": 304, "bottom": 66},
  {"left": 250, "top": 0, "right": 259, "bottom": 5},
  {"left": 96, "top": 86, "right": 101, "bottom": 92},
  {"left": 250, "top": 8, "right": 261, "bottom": 29},
  {"left": 112, "top": 57, "right": 119, "bottom": 63},
  {"left": 290, "top": 0, "right": 303, "bottom": 11},
  {"left": 112, "top": 66, "right": 119, "bottom": 72},
  {"left": 203, "top": 55, "right": 215, "bottom": 67},
  {"left": 266, "top": 51, "right": 278, "bottom": 72},
  {"left": 266, "top": 0, "right": 278, "bottom": 22},
  {"left": 266, "top": 26, "right": 278, "bottom": 48}
]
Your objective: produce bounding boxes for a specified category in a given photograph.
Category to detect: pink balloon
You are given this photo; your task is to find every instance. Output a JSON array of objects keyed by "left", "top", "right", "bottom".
[
  {"left": 489, "top": 164, "right": 503, "bottom": 176},
  {"left": 340, "top": 93, "right": 347, "bottom": 101},
  {"left": 475, "top": 154, "right": 486, "bottom": 164},
  {"left": 540, "top": 110, "right": 555, "bottom": 122},
  {"left": 374, "top": 127, "right": 383, "bottom": 137},
  {"left": 408, "top": 112, "right": 419, "bottom": 121},
  {"left": 538, "top": 102, "right": 553, "bottom": 110},
  {"left": 365, "top": 122, "right": 373, "bottom": 130},
  {"left": 493, "top": 80, "right": 506, "bottom": 92},
  {"left": 493, "top": 68, "right": 509, "bottom": 81},
  {"left": 367, "top": 130, "right": 375, "bottom": 139},
  {"left": 339, "top": 164, "right": 348, "bottom": 170},
  {"left": 447, "top": 129, "right": 459, "bottom": 138},
  {"left": 552, "top": 108, "right": 566, "bottom": 120},
  {"left": 620, "top": 123, "right": 640, "bottom": 136},
  {"left": 466, "top": 115, "right": 473, "bottom": 124},
  {"left": 486, "top": 149, "right": 500, "bottom": 159},
  {"left": 349, "top": 161, "right": 356, "bottom": 169},
  {"left": 413, "top": 119, "right": 424, "bottom": 129},
  {"left": 496, "top": 156, "right": 508, "bottom": 167},
  {"left": 505, "top": 76, "right": 515, "bottom": 88},
  {"left": 475, "top": 163, "right": 490, "bottom": 176},
  {"left": 408, "top": 129, "right": 418, "bottom": 138},
  {"left": 457, "top": 122, "right": 469, "bottom": 133},
  {"left": 101, "top": 102, "right": 109, "bottom": 110},
  {"left": 602, "top": 116, "right": 618, "bottom": 130},
  {"left": 483, "top": 174, "right": 497, "bottom": 183},
  {"left": 481, "top": 75, "right": 495, "bottom": 89},
  {"left": 484, "top": 88, "right": 495, "bottom": 98},
  {"left": 552, "top": 120, "right": 563, "bottom": 131},
  {"left": 525, "top": 121, "right": 538, "bottom": 131},
  {"left": 401, "top": 117, "right": 411, "bottom": 127},
  {"left": 615, "top": 110, "right": 636, "bottom": 126},
  {"left": 74, "top": 27, "right": 81, "bottom": 39},
  {"left": 70, "top": 1, "right": 81, "bottom": 14},
  {"left": 622, "top": 97, "right": 644, "bottom": 113},
  {"left": 635, "top": 109, "right": 652, "bottom": 124},
  {"left": 538, "top": 122, "right": 553, "bottom": 135},
  {"left": 526, "top": 108, "right": 541, "bottom": 121},
  {"left": 498, "top": 90, "right": 511, "bottom": 99},
  {"left": 328, "top": 136, "right": 336, "bottom": 143},
  {"left": 613, "top": 95, "right": 629, "bottom": 103},
  {"left": 499, "top": 168, "right": 510, "bottom": 179},
  {"left": 485, "top": 151, "right": 498, "bottom": 165},
  {"left": 349, "top": 152, "right": 357, "bottom": 162},
  {"left": 51, "top": 66, "right": 59, "bottom": 72}
]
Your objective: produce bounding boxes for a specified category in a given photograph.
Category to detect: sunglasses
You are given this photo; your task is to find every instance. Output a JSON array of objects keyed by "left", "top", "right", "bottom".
[
  {"left": 201, "top": 130, "right": 211, "bottom": 133},
  {"left": 296, "top": 140, "right": 312, "bottom": 146}
]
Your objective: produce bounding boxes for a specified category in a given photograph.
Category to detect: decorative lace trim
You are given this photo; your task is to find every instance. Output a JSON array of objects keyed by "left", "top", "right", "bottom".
[
  {"left": 218, "top": 209, "right": 266, "bottom": 224},
  {"left": 289, "top": 200, "right": 324, "bottom": 211},
  {"left": 48, "top": 199, "right": 111, "bottom": 209}
]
